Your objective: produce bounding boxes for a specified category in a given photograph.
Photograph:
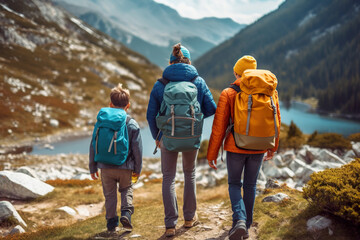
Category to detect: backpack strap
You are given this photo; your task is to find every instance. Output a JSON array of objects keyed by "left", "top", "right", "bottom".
[
  {"left": 219, "top": 84, "right": 241, "bottom": 162},
  {"left": 229, "top": 84, "right": 241, "bottom": 93},
  {"left": 158, "top": 75, "right": 198, "bottom": 85},
  {"left": 157, "top": 78, "right": 170, "bottom": 85}
]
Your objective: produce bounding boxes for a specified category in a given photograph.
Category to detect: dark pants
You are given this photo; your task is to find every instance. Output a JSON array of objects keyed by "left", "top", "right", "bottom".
[{"left": 226, "top": 151, "right": 264, "bottom": 229}]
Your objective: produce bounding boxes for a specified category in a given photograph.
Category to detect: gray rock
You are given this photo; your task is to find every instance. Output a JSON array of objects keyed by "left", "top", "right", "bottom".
[
  {"left": 58, "top": 206, "right": 77, "bottom": 216},
  {"left": 307, "top": 215, "right": 332, "bottom": 232},
  {"left": 265, "top": 178, "right": 281, "bottom": 189},
  {"left": 352, "top": 142, "right": 360, "bottom": 158},
  {"left": 9, "top": 225, "right": 26, "bottom": 235},
  {"left": 262, "top": 161, "right": 282, "bottom": 178},
  {"left": 0, "top": 201, "right": 27, "bottom": 227},
  {"left": 282, "top": 150, "right": 296, "bottom": 164},
  {"left": 343, "top": 150, "right": 356, "bottom": 163},
  {"left": 289, "top": 158, "right": 307, "bottom": 172},
  {"left": 273, "top": 155, "right": 285, "bottom": 167},
  {"left": 16, "top": 166, "right": 38, "bottom": 179},
  {"left": 262, "top": 193, "right": 290, "bottom": 203},
  {"left": 0, "top": 171, "right": 54, "bottom": 200},
  {"left": 318, "top": 149, "right": 346, "bottom": 165},
  {"left": 310, "top": 160, "right": 342, "bottom": 170},
  {"left": 281, "top": 167, "right": 295, "bottom": 178}
]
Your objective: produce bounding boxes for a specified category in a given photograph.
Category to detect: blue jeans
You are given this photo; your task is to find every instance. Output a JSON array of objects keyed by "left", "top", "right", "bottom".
[{"left": 226, "top": 151, "right": 264, "bottom": 229}]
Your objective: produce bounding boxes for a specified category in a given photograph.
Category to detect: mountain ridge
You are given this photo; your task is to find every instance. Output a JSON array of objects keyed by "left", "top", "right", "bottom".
[
  {"left": 195, "top": 0, "right": 360, "bottom": 116},
  {"left": 52, "top": 0, "right": 245, "bottom": 68}
]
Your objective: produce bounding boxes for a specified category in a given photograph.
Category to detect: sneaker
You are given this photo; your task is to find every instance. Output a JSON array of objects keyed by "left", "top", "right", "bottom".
[
  {"left": 165, "top": 228, "right": 176, "bottom": 237},
  {"left": 184, "top": 213, "right": 199, "bottom": 228},
  {"left": 243, "top": 229, "right": 249, "bottom": 239},
  {"left": 120, "top": 211, "right": 133, "bottom": 230},
  {"left": 229, "top": 220, "right": 246, "bottom": 240}
]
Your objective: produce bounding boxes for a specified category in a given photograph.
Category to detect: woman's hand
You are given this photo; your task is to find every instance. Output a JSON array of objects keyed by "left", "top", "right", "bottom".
[
  {"left": 264, "top": 150, "right": 275, "bottom": 161},
  {"left": 208, "top": 159, "right": 217, "bottom": 170}
]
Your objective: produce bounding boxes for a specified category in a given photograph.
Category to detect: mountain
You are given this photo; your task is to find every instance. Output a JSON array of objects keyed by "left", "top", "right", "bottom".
[
  {"left": 52, "top": 0, "right": 245, "bottom": 68},
  {"left": 195, "top": 0, "right": 360, "bottom": 116},
  {"left": 0, "top": 0, "right": 161, "bottom": 143}
]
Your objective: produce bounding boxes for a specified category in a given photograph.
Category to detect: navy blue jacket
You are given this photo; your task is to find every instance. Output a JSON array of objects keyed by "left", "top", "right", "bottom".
[
  {"left": 146, "top": 63, "right": 217, "bottom": 140},
  {"left": 89, "top": 116, "right": 143, "bottom": 174}
]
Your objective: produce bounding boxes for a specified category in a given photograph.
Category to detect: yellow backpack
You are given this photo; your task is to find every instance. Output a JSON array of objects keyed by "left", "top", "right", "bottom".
[{"left": 231, "top": 69, "right": 280, "bottom": 150}]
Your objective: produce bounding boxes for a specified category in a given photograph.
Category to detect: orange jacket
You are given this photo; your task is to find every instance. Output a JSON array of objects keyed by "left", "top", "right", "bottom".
[{"left": 206, "top": 78, "right": 281, "bottom": 161}]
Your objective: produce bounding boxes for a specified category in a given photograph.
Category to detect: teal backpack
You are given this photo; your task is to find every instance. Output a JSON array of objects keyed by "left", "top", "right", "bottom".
[
  {"left": 92, "top": 107, "right": 129, "bottom": 165},
  {"left": 156, "top": 78, "right": 204, "bottom": 152}
]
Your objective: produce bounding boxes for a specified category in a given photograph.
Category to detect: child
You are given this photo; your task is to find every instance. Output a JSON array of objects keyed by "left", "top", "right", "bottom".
[{"left": 89, "top": 83, "right": 143, "bottom": 232}]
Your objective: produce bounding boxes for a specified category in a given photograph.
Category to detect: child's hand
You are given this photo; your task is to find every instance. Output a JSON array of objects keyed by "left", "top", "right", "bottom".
[
  {"left": 132, "top": 172, "right": 140, "bottom": 178},
  {"left": 91, "top": 171, "right": 99, "bottom": 180}
]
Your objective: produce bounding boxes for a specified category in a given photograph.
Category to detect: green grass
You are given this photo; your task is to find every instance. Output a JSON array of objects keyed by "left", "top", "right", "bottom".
[{"left": 254, "top": 187, "right": 360, "bottom": 240}]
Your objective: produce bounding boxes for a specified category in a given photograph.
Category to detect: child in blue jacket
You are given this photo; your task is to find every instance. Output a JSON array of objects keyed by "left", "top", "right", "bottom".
[{"left": 89, "top": 83, "right": 142, "bottom": 232}]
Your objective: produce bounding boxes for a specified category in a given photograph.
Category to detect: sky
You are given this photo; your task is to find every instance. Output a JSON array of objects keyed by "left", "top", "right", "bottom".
[{"left": 153, "top": 0, "right": 285, "bottom": 24}]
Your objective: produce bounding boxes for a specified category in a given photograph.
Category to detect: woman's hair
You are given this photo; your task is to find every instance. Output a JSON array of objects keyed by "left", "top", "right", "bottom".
[
  {"left": 110, "top": 83, "right": 130, "bottom": 108},
  {"left": 170, "top": 43, "right": 191, "bottom": 64}
]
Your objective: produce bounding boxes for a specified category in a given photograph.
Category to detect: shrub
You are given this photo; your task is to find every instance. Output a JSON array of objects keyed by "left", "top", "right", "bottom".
[
  {"left": 348, "top": 133, "right": 360, "bottom": 142},
  {"left": 197, "top": 140, "right": 209, "bottom": 161},
  {"left": 303, "top": 158, "right": 360, "bottom": 226},
  {"left": 279, "top": 121, "right": 305, "bottom": 149},
  {"left": 307, "top": 133, "right": 352, "bottom": 150}
]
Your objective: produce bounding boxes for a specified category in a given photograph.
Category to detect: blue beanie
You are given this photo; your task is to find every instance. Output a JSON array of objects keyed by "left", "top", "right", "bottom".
[{"left": 170, "top": 46, "right": 191, "bottom": 62}]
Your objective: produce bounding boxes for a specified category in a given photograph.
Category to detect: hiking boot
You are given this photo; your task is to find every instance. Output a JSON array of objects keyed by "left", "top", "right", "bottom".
[
  {"left": 165, "top": 227, "right": 176, "bottom": 237},
  {"left": 107, "top": 216, "right": 119, "bottom": 232},
  {"left": 229, "top": 220, "right": 246, "bottom": 240},
  {"left": 120, "top": 211, "right": 133, "bottom": 230},
  {"left": 243, "top": 228, "right": 249, "bottom": 239},
  {"left": 184, "top": 213, "right": 199, "bottom": 228}
]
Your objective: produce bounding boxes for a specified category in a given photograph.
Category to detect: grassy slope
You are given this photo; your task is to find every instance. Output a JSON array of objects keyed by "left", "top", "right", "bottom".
[{"left": 2, "top": 180, "right": 359, "bottom": 240}]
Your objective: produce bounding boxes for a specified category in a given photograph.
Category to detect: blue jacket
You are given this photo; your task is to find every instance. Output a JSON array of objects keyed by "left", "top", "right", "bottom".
[
  {"left": 146, "top": 63, "right": 217, "bottom": 140},
  {"left": 89, "top": 116, "right": 143, "bottom": 174}
]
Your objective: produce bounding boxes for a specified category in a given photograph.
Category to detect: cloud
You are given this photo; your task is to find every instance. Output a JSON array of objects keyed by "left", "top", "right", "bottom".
[{"left": 153, "top": 0, "right": 285, "bottom": 24}]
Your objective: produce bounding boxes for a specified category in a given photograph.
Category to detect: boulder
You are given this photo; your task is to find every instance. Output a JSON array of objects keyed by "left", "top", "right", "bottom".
[
  {"left": 318, "top": 149, "right": 346, "bottom": 165},
  {"left": 343, "top": 150, "right": 356, "bottom": 163},
  {"left": 9, "top": 225, "right": 26, "bottom": 235},
  {"left": 262, "top": 193, "right": 290, "bottom": 203},
  {"left": 307, "top": 215, "right": 332, "bottom": 233},
  {"left": 0, "top": 201, "right": 27, "bottom": 227},
  {"left": 0, "top": 171, "right": 54, "bottom": 200},
  {"left": 352, "top": 142, "right": 360, "bottom": 158},
  {"left": 16, "top": 166, "right": 38, "bottom": 179},
  {"left": 289, "top": 158, "right": 307, "bottom": 172},
  {"left": 273, "top": 155, "right": 285, "bottom": 167},
  {"left": 58, "top": 206, "right": 77, "bottom": 216},
  {"left": 281, "top": 167, "right": 295, "bottom": 178},
  {"left": 310, "top": 160, "right": 342, "bottom": 170},
  {"left": 282, "top": 150, "right": 296, "bottom": 164},
  {"left": 265, "top": 178, "right": 281, "bottom": 189}
]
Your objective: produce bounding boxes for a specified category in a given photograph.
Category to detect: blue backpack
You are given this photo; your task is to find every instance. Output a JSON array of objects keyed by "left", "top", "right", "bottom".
[
  {"left": 155, "top": 78, "right": 204, "bottom": 152},
  {"left": 92, "top": 107, "right": 129, "bottom": 165}
]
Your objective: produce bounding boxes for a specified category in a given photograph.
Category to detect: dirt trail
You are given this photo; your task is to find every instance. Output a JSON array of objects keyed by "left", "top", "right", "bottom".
[{"left": 92, "top": 201, "right": 258, "bottom": 240}]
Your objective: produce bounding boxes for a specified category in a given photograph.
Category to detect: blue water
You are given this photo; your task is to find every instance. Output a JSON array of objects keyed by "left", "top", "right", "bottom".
[{"left": 31, "top": 102, "right": 360, "bottom": 157}]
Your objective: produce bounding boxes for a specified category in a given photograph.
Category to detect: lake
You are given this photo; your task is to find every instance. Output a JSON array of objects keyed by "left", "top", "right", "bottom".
[{"left": 31, "top": 101, "right": 360, "bottom": 157}]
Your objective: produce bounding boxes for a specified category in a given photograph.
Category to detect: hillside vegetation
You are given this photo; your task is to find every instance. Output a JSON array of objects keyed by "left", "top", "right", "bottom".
[
  {"left": 195, "top": 0, "right": 360, "bottom": 116},
  {"left": 0, "top": 0, "right": 162, "bottom": 144}
]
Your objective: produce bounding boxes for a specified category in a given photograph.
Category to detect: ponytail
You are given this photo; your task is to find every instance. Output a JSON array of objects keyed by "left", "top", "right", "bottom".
[{"left": 170, "top": 43, "right": 191, "bottom": 64}]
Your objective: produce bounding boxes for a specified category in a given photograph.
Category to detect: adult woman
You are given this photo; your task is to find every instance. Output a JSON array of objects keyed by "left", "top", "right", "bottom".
[
  {"left": 207, "top": 56, "right": 281, "bottom": 240},
  {"left": 147, "top": 43, "right": 216, "bottom": 237}
]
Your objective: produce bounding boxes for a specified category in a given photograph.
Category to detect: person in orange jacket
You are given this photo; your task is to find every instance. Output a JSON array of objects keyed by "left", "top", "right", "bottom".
[{"left": 207, "top": 55, "right": 281, "bottom": 240}]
